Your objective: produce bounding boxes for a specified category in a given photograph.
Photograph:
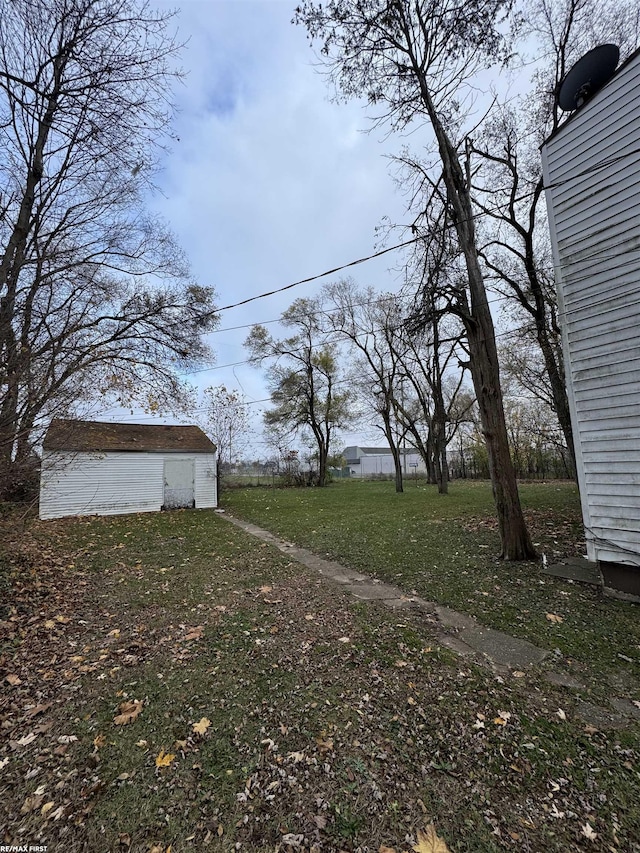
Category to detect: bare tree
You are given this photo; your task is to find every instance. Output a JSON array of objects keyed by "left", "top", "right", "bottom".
[
  {"left": 245, "top": 298, "right": 354, "bottom": 487},
  {"left": 295, "top": 0, "right": 536, "bottom": 558},
  {"left": 0, "top": 0, "right": 218, "bottom": 495},
  {"left": 200, "top": 385, "right": 250, "bottom": 468},
  {"left": 468, "top": 0, "right": 640, "bottom": 478},
  {"left": 322, "top": 280, "right": 410, "bottom": 492}
]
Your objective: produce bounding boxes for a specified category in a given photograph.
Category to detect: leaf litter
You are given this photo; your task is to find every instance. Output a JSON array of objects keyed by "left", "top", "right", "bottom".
[{"left": 1, "top": 507, "right": 639, "bottom": 852}]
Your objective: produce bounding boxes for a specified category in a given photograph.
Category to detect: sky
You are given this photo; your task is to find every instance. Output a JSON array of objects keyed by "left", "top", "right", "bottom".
[
  {"left": 100, "top": 0, "right": 537, "bottom": 460},
  {"left": 104, "top": 0, "right": 417, "bottom": 457}
]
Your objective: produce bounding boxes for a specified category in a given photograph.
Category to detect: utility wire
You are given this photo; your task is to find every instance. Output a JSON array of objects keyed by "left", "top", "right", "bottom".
[{"left": 214, "top": 237, "right": 421, "bottom": 313}]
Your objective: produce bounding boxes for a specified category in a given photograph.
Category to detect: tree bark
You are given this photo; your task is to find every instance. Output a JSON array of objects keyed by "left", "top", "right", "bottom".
[{"left": 415, "top": 78, "right": 536, "bottom": 559}]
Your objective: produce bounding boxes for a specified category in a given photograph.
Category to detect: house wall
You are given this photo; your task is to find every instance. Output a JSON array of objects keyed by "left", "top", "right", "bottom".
[
  {"left": 541, "top": 51, "right": 640, "bottom": 569},
  {"left": 39, "top": 450, "right": 217, "bottom": 520}
]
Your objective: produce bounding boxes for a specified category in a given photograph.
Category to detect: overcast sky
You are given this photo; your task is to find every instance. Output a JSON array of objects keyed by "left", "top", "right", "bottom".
[
  {"left": 102, "top": 0, "right": 412, "bottom": 456},
  {"left": 104, "top": 0, "right": 522, "bottom": 458}
]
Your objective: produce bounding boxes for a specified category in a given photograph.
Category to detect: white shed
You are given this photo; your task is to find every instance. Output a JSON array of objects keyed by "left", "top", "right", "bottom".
[
  {"left": 39, "top": 419, "right": 217, "bottom": 520},
  {"left": 541, "top": 47, "right": 640, "bottom": 598}
]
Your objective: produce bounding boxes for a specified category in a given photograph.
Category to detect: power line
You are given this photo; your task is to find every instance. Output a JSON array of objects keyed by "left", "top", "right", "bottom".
[{"left": 214, "top": 237, "right": 422, "bottom": 312}]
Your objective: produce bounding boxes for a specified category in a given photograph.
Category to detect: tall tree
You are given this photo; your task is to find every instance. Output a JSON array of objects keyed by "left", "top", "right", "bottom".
[
  {"left": 200, "top": 385, "right": 250, "bottom": 467},
  {"left": 295, "top": 0, "right": 537, "bottom": 558},
  {"left": 469, "top": 0, "right": 640, "bottom": 478},
  {"left": 245, "top": 298, "right": 353, "bottom": 487},
  {"left": 0, "top": 0, "right": 218, "bottom": 495},
  {"left": 322, "top": 280, "right": 410, "bottom": 493}
]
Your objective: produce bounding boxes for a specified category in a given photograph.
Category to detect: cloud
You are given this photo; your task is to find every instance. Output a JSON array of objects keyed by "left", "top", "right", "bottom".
[{"left": 139, "top": 1, "right": 410, "bottom": 452}]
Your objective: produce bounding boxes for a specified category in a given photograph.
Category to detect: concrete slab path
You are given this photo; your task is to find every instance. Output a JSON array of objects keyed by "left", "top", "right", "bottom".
[
  {"left": 219, "top": 511, "right": 640, "bottom": 728},
  {"left": 221, "top": 511, "right": 548, "bottom": 673}
]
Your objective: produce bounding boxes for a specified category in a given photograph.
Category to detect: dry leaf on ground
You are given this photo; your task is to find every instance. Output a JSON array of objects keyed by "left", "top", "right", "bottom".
[
  {"left": 192, "top": 717, "right": 211, "bottom": 735},
  {"left": 546, "top": 613, "right": 564, "bottom": 623},
  {"left": 155, "top": 749, "right": 176, "bottom": 768},
  {"left": 113, "top": 699, "right": 143, "bottom": 725},
  {"left": 184, "top": 625, "right": 204, "bottom": 641},
  {"left": 413, "top": 824, "right": 452, "bottom": 853}
]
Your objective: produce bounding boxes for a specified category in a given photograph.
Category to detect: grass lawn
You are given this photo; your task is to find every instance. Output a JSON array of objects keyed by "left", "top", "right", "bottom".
[
  {"left": 0, "top": 484, "right": 638, "bottom": 852},
  {"left": 223, "top": 480, "right": 640, "bottom": 693}
]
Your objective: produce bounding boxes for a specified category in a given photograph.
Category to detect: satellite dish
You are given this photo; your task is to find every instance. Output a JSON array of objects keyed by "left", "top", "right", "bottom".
[{"left": 557, "top": 44, "right": 620, "bottom": 112}]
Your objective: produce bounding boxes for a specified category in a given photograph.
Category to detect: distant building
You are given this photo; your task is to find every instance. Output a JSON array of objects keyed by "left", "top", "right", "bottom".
[
  {"left": 541, "top": 47, "right": 640, "bottom": 598},
  {"left": 342, "top": 445, "right": 426, "bottom": 477},
  {"left": 39, "top": 419, "right": 217, "bottom": 520}
]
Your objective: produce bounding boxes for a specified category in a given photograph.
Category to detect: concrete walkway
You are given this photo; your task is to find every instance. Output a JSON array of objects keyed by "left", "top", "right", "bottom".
[
  {"left": 221, "top": 512, "right": 548, "bottom": 673},
  {"left": 220, "top": 511, "right": 640, "bottom": 727}
]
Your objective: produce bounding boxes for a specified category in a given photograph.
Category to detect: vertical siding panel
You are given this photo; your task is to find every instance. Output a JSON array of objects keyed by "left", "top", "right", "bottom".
[
  {"left": 40, "top": 450, "right": 218, "bottom": 519},
  {"left": 542, "top": 50, "right": 640, "bottom": 567}
]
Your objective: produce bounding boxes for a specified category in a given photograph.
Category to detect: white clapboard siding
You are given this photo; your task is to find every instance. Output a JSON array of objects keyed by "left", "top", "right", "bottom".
[
  {"left": 541, "top": 48, "right": 640, "bottom": 566},
  {"left": 40, "top": 451, "right": 217, "bottom": 519}
]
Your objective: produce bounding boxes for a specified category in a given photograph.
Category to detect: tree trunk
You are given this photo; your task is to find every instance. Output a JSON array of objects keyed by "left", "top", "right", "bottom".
[
  {"left": 536, "top": 326, "right": 576, "bottom": 478},
  {"left": 416, "top": 79, "right": 536, "bottom": 560}
]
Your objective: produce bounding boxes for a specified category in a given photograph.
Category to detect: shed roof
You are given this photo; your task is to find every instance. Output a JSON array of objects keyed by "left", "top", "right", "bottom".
[{"left": 43, "top": 419, "right": 216, "bottom": 453}]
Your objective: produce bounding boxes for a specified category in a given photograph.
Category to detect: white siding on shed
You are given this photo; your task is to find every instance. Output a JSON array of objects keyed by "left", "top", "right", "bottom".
[
  {"left": 40, "top": 451, "right": 217, "bottom": 520},
  {"left": 541, "top": 50, "right": 640, "bottom": 566}
]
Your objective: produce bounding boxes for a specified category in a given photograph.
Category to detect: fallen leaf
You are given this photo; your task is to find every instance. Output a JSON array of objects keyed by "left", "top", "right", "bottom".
[
  {"left": 41, "top": 801, "right": 55, "bottom": 816},
  {"left": 6, "top": 673, "right": 21, "bottom": 685},
  {"left": 0, "top": 757, "right": 9, "bottom": 769},
  {"left": 16, "top": 732, "right": 37, "bottom": 746},
  {"left": 581, "top": 822, "right": 597, "bottom": 840},
  {"left": 217, "top": 825, "right": 224, "bottom": 837},
  {"left": 379, "top": 846, "right": 396, "bottom": 853},
  {"left": 259, "top": 585, "right": 272, "bottom": 593},
  {"left": 512, "top": 670, "right": 525, "bottom": 678},
  {"left": 155, "top": 749, "right": 176, "bottom": 768},
  {"left": 413, "top": 824, "right": 452, "bottom": 853},
  {"left": 57, "top": 735, "right": 78, "bottom": 744},
  {"left": 584, "top": 725, "right": 598, "bottom": 735},
  {"left": 184, "top": 625, "right": 204, "bottom": 641},
  {"left": 54, "top": 614, "right": 71, "bottom": 623},
  {"left": 337, "top": 637, "right": 350, "bottom": 643},
  {"left": 546, "top": 613, "right": 564, "bottom": 623},
  {"left": 44, "top": 620, "right": 56, "bottom": 629},
  {"left": 114, "top": 699, "right": 143, "bottom": 725},
  {"left": 25, "top": 702, "right": 52, "bottom": 718},
  {"left": 93, "top": 734, "right": 107, "bottom": 750},
  {"left": 21, "top": 794, "right": 44, "bottom": 814},
  {"left": 556, "top": 708, "right": 567, "bottom": 720},
  {"left": 192, "top": 717, "right": 211, "bottom": 735}
]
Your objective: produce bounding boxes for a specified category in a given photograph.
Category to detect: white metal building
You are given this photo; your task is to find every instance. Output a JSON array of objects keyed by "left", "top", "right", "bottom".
[
  {"left": 541, "top": 47, "right": 640, "bottom": 597},
  {"left": 342, "top": 446, "right": 427, "bottom": 477},
  {"left": 39, "top": 419, "right": 217, "bottom": 520}
]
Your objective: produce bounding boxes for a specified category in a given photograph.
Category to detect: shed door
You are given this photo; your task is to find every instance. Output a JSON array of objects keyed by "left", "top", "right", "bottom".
[{"left": 163, "top": 459, "right": 195, "bottom": 509}]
